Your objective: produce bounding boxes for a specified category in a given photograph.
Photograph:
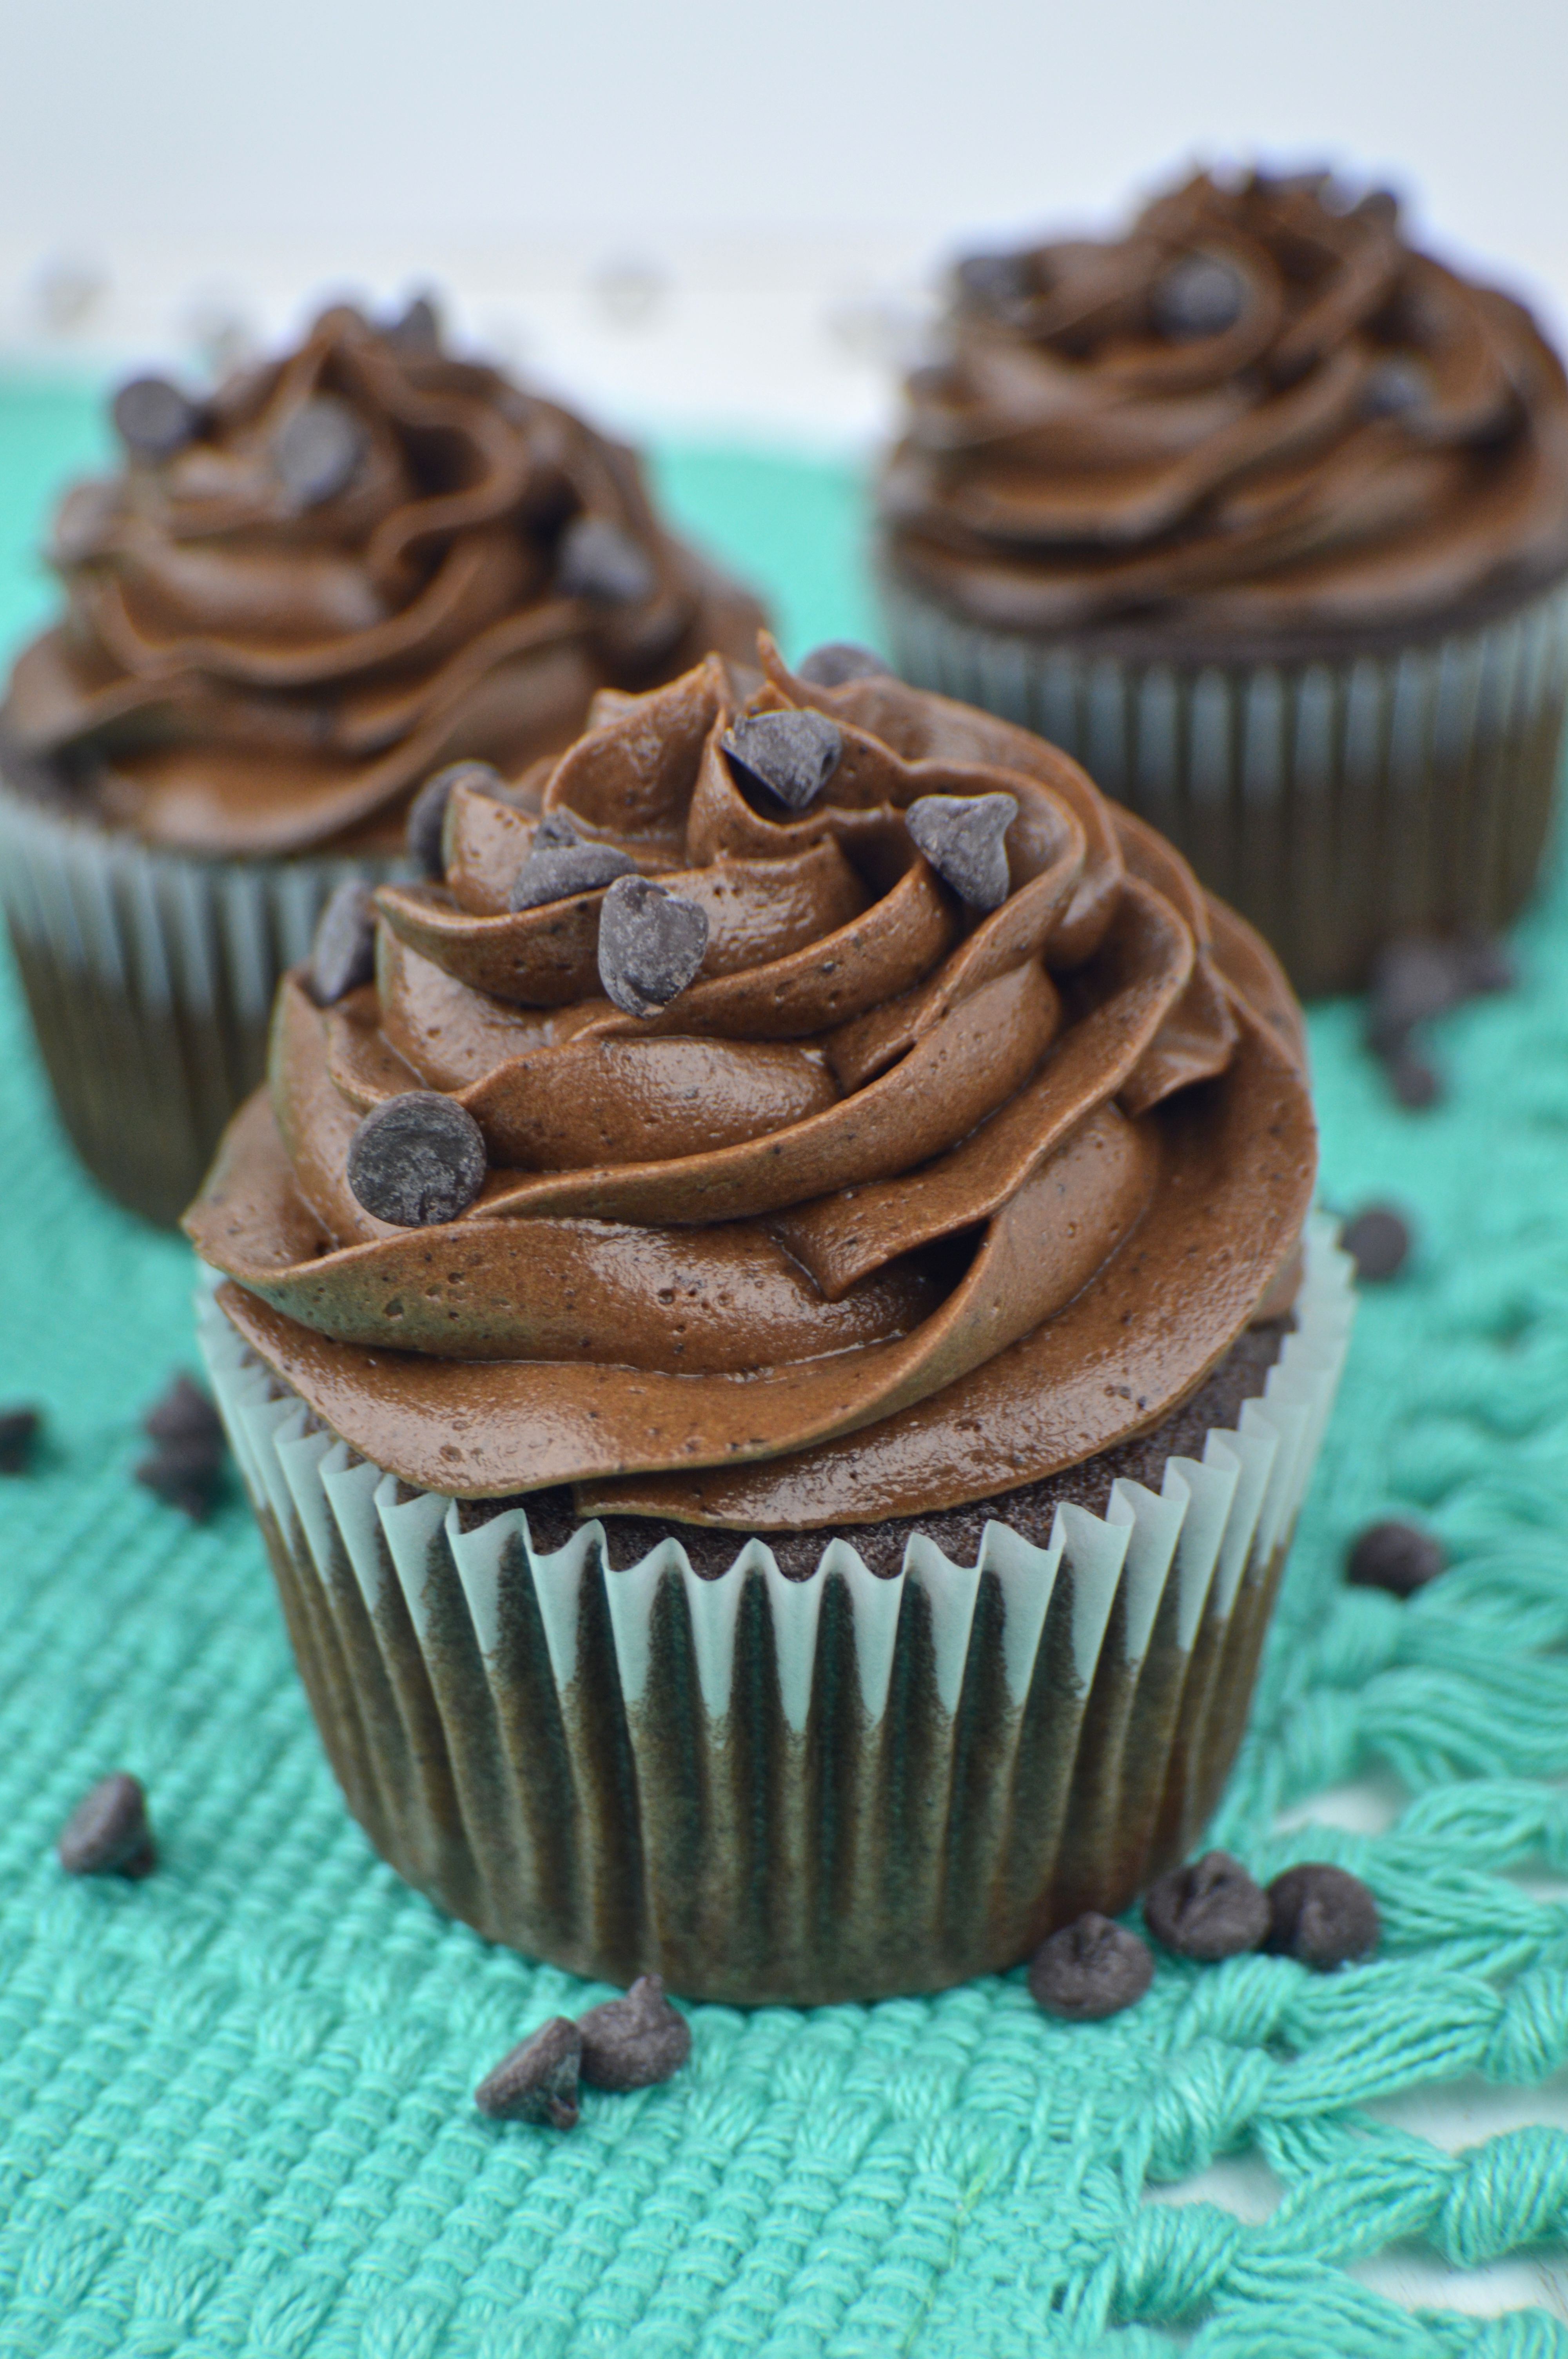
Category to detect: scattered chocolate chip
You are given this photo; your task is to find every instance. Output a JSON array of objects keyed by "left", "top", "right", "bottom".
[
  {"left": 955, "top": 251, "right": 1034, "bottom": 311},
  {"left": 136, "top": 1438, "right": 225, "bottom": 1521},
  {"left": 405, "top": 760, "right": 506, "bottom": 879},
  {"left": 1340, "top": 1204, "right": 1411, "bottom": 1282},
  {"left": 1347, "top": 1518, "right": 1444, "bottom": 1598},
  {"left": 475, "top": 2016, "right": 582, "bottom": 2126},
  {"left": 906, "top": 791, "right": 1018, "bottom": 912},
  {"left": 557, "top": 514, "right": 658, "bottom": 606},
  {"left": 386, "top": 291, "right": 441, "bottom": 352},
  {"left": 577, "top": 1974, "right": 691, "bottom": 2089},
  {"left": 1028, "top": 1913, "right": 1155, "bottom": 2020},
  {"left": 1365, "top": 932, "right": 1514, "bottom": 1108},
  {"left": 0, "top": 1405, "right": 40, "bottom": 1474},
  {"left": 1387, "top": 1043, "right": 1443, "bottom": 1109},
  {"left": 1143, "top": 1850, "right": 1269, "bottom": 1961},
  {"left": 722, "top": 710, "right": 843, "bottom": 813},
  {"left": 1150, "top": 252, "right": 1245, "bottom": 342},
  {"left": 1265, "top": 1862, "right": 1380, "bottom": 1969},
  {"left": 142, "top": 1374, "right": 224, "bottom": 1452},
  {"left": 58, "top": 1773, "right": 155, "bottom": 1879},
  {"left": 272, "top": 396, "right": 367, "bottom": 507},
  {"left": 1363, "top": 355, "right": 1431, "bottom": 420},
  {"left": 310, "top": 879, "right": 377, "bottom": 1005},
  {"left": 511, "top": 841, "right": 638, "bottom": 912},
  {"left": 347, "top": 1092, "right": 488, "bottom": 1228},
  {"left": 111, "top": 376, "right": 202, "bottom": 460},
  {"left": 796, "top": 642, "right": 894, "bottom": 687},
  {"left": 597, "top": 876, "right": 710, "bottom": 1018}
]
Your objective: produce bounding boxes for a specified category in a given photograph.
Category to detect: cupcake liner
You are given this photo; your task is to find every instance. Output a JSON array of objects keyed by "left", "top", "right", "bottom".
[
  {"left": 197, "top": 1218, "right": 1354, "bottom": 2005},
  {"left": 0, "top": 774, "right": 403, "bottom": 1226},
  {"left": 878, "top": 573, "right": 1568, "bottom": 996}
]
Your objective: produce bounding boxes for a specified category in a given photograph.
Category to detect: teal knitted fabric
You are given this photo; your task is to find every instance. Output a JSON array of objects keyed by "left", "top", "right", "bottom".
[{"left": 2, "top": 383, "right": 1568, "bottom": 2357}]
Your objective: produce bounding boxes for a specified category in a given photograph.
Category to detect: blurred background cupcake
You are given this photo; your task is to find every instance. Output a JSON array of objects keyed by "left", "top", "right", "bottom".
[
  {"left": 0, "top": 298, "right": 764, "bottom": 1224},
  {"left": 877, "top": 168, "right": 1568, "bottom": 994}
]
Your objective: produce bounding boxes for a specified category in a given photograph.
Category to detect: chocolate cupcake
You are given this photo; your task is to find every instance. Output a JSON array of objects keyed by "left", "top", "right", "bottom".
[
  {"left": 878, "top": 169, "right": 1568, "bottom": 994},
  {"left": 186, "top": 642, "right": 1351, "bottom": 2004},
  {"left": 0, "top": 299, "right": 763, "bottom": 1223}
]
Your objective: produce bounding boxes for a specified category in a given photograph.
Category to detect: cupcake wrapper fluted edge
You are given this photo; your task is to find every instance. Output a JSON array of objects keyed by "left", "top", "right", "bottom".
[
  {"left": 0, "top": 774, "right": 403, "bottom": 1226},
  {"left": 198, "top": 1219, "right": 1355, "bottom": 2005},
  {"left": 878, "top": 572, "right": 1568, "bottom": 997}
]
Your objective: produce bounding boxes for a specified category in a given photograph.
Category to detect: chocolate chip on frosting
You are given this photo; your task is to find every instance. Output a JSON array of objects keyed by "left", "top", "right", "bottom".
[
  {"left": 796, "top": 642, "right": 894, "bottom": 686},
  {"left": 58, "top": 1772, "right": 156, "bottom": 1879},
  {"left": 1149, "top": 251, "right": 1246, "bottom": 341},
  {"left": 310, "top": 879, "right": 378, "bottom": 1006},
  {"left": 1363, "top": 355, "right": 1431, "bottom": 420},
  {"left": 1028, "top": 1913, "right": 1154, "bottom": 2019},
  {"left": 111, "top": 377, "right": 202, "bottom": 462},
  {"left": 386, "top": 292, "right": 442, "bottom": 353},
  {"left": 272, "top": 396, "right": 367, "bottom": 507},
  {"left": 557, "top": 514, "right": 658, "bottom": 606},
  {"left": 722, "top": 710, "right": 843, "bottom": 813},
  {"left": 955, "top": 251, "right": 1034, "bottom": 312},
  {"left": 510, "top": 840, "right": 638, "bottom": 911},
  {"left": 1265, "top": 1862, "right": 1379, "bottom": 1969},
  {"left": 906, "top": 791, "right": 1018, "bottom": 911},
  {"left": 406, "top": 760, "right": 506, "bottom": 880},
  {"left": 1143, "top": 1850, "right": 1269, "bottom": 1960},
  {"left": 475, "top": 2016, "right": 581, "bottom": 2126},
  {"left": 1347, "top": 1517, "right": 1443, "bottom": 1597},
  {"left": 596, "top": 875, "right": 710, "bottom": 1018},
  {"left": 347, "top": 1093, "right": 488, "bottom": 1227},
  {"left": 577, "top": 1974, "right": 691, "bottom": 2089}
]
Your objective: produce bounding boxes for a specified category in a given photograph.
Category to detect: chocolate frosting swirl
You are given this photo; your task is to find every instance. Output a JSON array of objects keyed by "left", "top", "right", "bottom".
[
  {"left": 882, "top": 170, "right": 1568, "bottom": 655},
  {"left": 2, "top": 304, "right": 763, "bottom": 855},
  {"left": 186, "top": 642, "right": 1315, "bottom": 1523}
]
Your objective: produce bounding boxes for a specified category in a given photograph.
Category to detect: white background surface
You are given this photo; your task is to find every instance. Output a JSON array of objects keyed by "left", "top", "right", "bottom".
[
  {"left": 3, "top": 0, "right": 1566, "bottom": 446},
  {"left": 4, "top": 0, "right": 1568, "bottom": 2322}
]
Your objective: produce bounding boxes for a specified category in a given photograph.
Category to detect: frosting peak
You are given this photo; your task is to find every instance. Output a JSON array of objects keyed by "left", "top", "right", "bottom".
[
  {"left": 186, "top": 644, "right": 1315, "bottom": 1521},
  {"left": 882, "top": 170, "right": 1568, "bottom": 652},
  {"left": 4, "top": 304, "right": 763, "bottom": 855}
]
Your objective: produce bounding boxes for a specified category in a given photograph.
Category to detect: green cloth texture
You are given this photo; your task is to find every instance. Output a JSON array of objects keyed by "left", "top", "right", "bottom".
[{"left": 2, "top": 379, "right": 1568, "bottom": 2358}]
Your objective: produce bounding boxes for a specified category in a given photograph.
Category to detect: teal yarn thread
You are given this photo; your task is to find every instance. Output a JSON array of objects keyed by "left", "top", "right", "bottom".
[{"left": 2, "top": 425, "right": 1568, "bottom": 2352}]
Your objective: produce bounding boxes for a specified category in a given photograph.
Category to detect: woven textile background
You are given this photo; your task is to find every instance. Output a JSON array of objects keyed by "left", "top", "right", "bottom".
[{"left": 2, "top": 383, "right": 1568, "bottom": 2357}]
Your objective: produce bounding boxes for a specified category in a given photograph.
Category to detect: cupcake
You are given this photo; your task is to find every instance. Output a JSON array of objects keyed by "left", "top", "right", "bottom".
[
  {"left": 185, "top": 639, "right": 1349, "bottom": 2005},
  {"left": 0, "top": 297, "right": 763, "bottom": 1224},
  {"left": 878, "top": 169, "right": 1568, "bottom": 995}
]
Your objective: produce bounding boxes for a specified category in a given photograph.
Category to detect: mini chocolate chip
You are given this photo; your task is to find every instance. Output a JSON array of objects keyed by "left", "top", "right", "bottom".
[
  {"left": 722, "top": 710, "right": 843, "bottom": 813},
  {"left": 1452, "top": 932, "right": 1515, "bottom": 997},
  {"left": 796, "top": 642, "right": 894, "bottom": 687},
  {"left": 347, "top": 1093, "right": 488, "bottom": 1227},
  {"left": 1028, "top": 1913, "right": 1155, "bottom": 2020},
  {"left": 955, "top": 251, "right": 1033, "bottom": 311},
  {"left": 310, "top": 878, "right": 377, "bottom": 1005},
  {"left": 1265, "top": 1863, "right": 1380, "bottom": 1969},
  {"left": 386, "top": 292, "right": 441, "bottom": 352},
  {"left": 510, "top": 841, "right": 639, "bottom": 911},
  {"left": 1144, "top": 1850, "right": 1270, "bottom": 1961},
  {"left": 111, "top": 376, "right": 202, "bottom": 460},
  {"left": 406, "top": 760, "right": 506, "bottom": 879},
  {"left": 1363, "top": 355, "right": 1431, "bottom": 420},
  {"left": 142, "top": 1374, "right": 224, "bottom": 1453},
  {"left": 0, "top": 1405, "right": 40, "bottom": 1474},
  {"left": 136, "top": 1438, "right": 225, "bottom": 1521},
  {"left": 577, "top": 1974, "right": 691, "bottom": 2090},
  {"left": 273, "top": 396, "right": 367, "bottom": 507},
  {"left": 1340, "top": 1204, "right": 1411, "bottom": 1282},
  {"left": 1387, "top": 1043, "right": 1443, "bottom": 1109},
  {"left": 475, "top": 2016, "right": 581, "bottom": 2126},
  {"left": 906, "top": 791, "right": 1018, "bottom": 912},
  {"left": 1347, "top": 1518, "right": 1444, "bottom": 1597},
  {"left": 58, "top": 1773, "right": 155, "bottom": 1879},
  {"left": 1150, "top": 253, "right": 1245, "bottom": 342},
  {"left": 557, "top": 514, "right": 658, "bottom": 606},
  {"left": 597, "top": 876, "right": 710, "bottom": 1018},
  {"left": 1368, "top": 937, "right": 1465, "bottom": 1041}
]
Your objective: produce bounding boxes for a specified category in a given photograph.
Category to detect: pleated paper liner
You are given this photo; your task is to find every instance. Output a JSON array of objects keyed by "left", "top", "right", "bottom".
[
  {"left": 198, "top": 1217, "right": 1354, "bottom": 2005},
  {"left": 878, "top": 572, "right": 1568, "bottom": 998},
  {"left": 0, "top": 775, "right": 402, "bottom": 1227}
]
